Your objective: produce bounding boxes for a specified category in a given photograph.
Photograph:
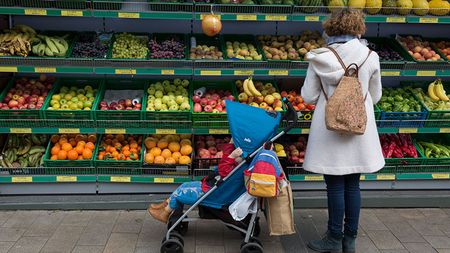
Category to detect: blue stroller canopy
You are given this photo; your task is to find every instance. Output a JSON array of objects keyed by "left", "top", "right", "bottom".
[{"left": 200, "top": 101, "right": 281, "bottom": 209}]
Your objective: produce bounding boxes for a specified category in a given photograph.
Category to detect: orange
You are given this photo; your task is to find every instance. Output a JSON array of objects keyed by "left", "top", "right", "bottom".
[
  {"left": 59, "top": 137, "right": 68, "bottom": 145},
  {"left": 145, "top": 153, "right": 155, "bottom": 164},
  {"left": 51, "top": 146, "right": 60, "bottom": 156},
  {"left": 50, "top": 154, "right": 58, "bottom": 160},
  {"left": 57, "top": 150, "right": 67, "bottom": 160},
  {"left": 82, "top": 149, "right": 93, "bottom": 159},
  {"left": 180, "top": 139, "right": 192, "bottom": 147},
  {"left": 144, "top": 137, "right": 158, "bottom": 149},
  {"left": 161, "top": 149, "right": 172, "bottom": 159},
  {"left": 118, "top": 154, "right": 125, "bottom": 160},
  {"left": 67, "top": 150, "right": 78, "bottom": 160},
  {"left": 123, "top": 150, "right": 131, "bottom": 157},
  {"left": 165, "top": 157, "right": 176, "bottom": 164},
  {"left": 111, "top": 151, "right": 119, "bottom": 158},
  {"left": 168, "top": 142, "right": 181, "bottom": 153},
  {"left": 149, "top": 147, "right": 162, "bottom": 156},
  {"left": 75, "top": 145, "right": 84, "bottom": 155},
  {"left": 61, "top": 143, "right": 73, "bottom": 152},
  {"left": 172, "top": 152, "right": 182, "bottom": 163},
  {"left": 78, "top": 155, "right": 84, "bottom": 160},
  {"left": 179, "top": 155, "right": 191, "bottom": 165},
  {"left": 180, "top": 145, "right": 193, "bottom": 156},
  {"left": 157, "top": 140, "right": 168, "bottom": 149},
  {"left": 50, "top": 135, "right": 60, "bottom": 144},
  {"left": 85, "top": 142, "right": 95, "bottom": 151},
  {"left": 98, "top": 153, "right": 104, "bottom": 160},
  {"left": 154, "top": 155, "right": 165, "bottom": 164},
  {"left": 130, "top": 142, "right": 138, "bottom": 149},
  {"left": 77, "top": 141, "right": 86, "bottom": 147}
]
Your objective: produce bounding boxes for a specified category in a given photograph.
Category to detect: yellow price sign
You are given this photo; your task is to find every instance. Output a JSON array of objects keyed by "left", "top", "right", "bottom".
[
  {"left": 360, "top": 175, "right": 366, "bottom": 181},
  {"left": 12, "top": 177, "right": 33, "bottom": 183},
  {"left": 399, "top": 128, "right": 418, "bottom": 133},
  {"left": 269, "top": 70, "right": 288, "bottom": 76},
  {"left": 10, "top": 128, "right": 32, "bottom": 133},
  {"left": 35, "top": 67, "right": 56, "bottom": 73},
  {"left": 439, "top": 128, "right": 450, "bottom": 133},
  {"left": 161, "top": 70, "right": 175, "bottom": 75},
  {"left": 118, "top": 12, "right": 140, "bottom": 18},
  {"left": 381, "top": 71, "right": 401, "bottom": 76},
  {"left": 417, "top": 71, "right": 436, "bottom": 76},
  {"left": 61, "top": 10, "right": 83, "bottom": 16},
  {"left": 0, "top": 66, "right": 18, "bottom": 72},
  {"left": 24, "top": 9, "right": 47, "bottom": 15},
  {"left": 377, "top": 174, "right": 395, "bottom": 180},
  {"left": 419, "top": 17, "right": 438, "bottom": 23},
  {"left": 154, "top": 178, "right": 175, "bottom": 183},
  {"left": 110, "top": 176, "right": 131, "bottom": 182},
  {"left": 305, "top": 16, "right": 320, "bottom": 21},
  {"left": 156, "top": 129, "right": 176, "bottom": 134},
  {"left": 209, "top": 129, "right": 229, "bottom": 134},
  {"left": 432, "top": 173, "right": 449, "bottom": 179},
  {"left": 386, "top": 17, "right": 406, "bottom": 23},
  {"left": 236, "top": 14, "right": 257, "bottom": 21},
  {"left": 265, "top": 15, "right": 287, "bottom": 21},
  {"left": 304, "top": 175, "right": 323, "bottom": 181},
  {"left": 105, "top": 129, "right": 126, "bottom": 134},
  {"left": 200, "top": 70, "right": 221, "bottom": 76},
  {"left": 58, "top": 128, "right": 80, "bottom": 134},
  {"left": 301, "top": 129, "right": 310, "bottom": 134},
  {"left": 234, "top": 70, "right": 254, "bottom": 76},
  {"left": 56, "top": 176, "right": 77, "bottom": 182},
  {"left": 115, "top": 69, "right": 136, "bottom": 75}
]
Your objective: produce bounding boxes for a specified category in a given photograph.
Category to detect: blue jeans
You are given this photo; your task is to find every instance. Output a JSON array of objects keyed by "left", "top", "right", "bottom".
[
  {"left": 324, "top": 173, "right": 361, "bottom": 238},
  {"left": 169, "top": 181, "right": 204, "bottom": 210}
]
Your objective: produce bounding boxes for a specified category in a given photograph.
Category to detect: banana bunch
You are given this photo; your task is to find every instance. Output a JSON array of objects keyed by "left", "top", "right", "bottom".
[
  {"left": 0, "top": 24, "right": 37, "bottom": 57},
  {"left": 0, "top": 134, "right": 47, "bottom": 168},
  {"left": 428, "top": 79, "right": 449, "bottom": 102},
  {"left": 32, "top": 35, "right": 69, "bottom": 57},
  {"left": 243, "top": 77, "right": 262, "bottom": 97}
]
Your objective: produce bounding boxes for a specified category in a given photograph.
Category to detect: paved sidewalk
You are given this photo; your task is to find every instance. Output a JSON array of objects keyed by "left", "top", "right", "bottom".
[{"left": 0, "top": 209, "right": 448, "bottom": 253}]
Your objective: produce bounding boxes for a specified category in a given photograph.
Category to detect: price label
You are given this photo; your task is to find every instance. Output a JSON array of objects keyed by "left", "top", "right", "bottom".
[
  {"left": 305, "top": 16, "right": 320, "bottom": 21},
  {"left": 200, "top": 70, "right": 221, "bottom": 76},
  {"left": 381, "top": 71, "right": 401, "bottom": 76},
  {"left": 110, "top": 176, "right": 131, "bottom": 182},
  {"left": 432, "top": 173, "right": 450, "bottom": 179},
  {"left": 439, "top": 128, "right": 450, "bottom": 133},
  {"left": 399, "top": 128, "right": 418, "bottom": 133},
  {"left": 386, "top": 17, "right": 406, "bottom": 23},
  {"left": 61, "top": 10, "right": 83, "bottom": 16},
  {"left": 154, "top": 178, "right": 175, "bottom": 183},
  {"left": 236, "top": 15, "right": 257, "bottom": 21},
  {"left": 268, "top": 70, "right": 288, "bottom": 76},
  {"left": 265, "top": 15, "right": 287, "bottom": 21},
  {"left": 161, "top": 69, "right": 175, "bottom": 75},
  {"left": 301, "top": 129, "right": 310, "bottom": 134},
  {"left": 34, "top": 67, "right": 56, "bottom": 73},
  {"left": 115, "top": 69, "right": 136, "bottom": 75},
  {"left": 58, "top": 128, "right": 80, "bottom": 134},
  {"left": 12, "top": 177, "right": 32, "bottom": 183},
  {"left": 156, "top": 129, "right": 176, "bottom": 134},
  {"left": 105, "top": 129, "right": 126, "bottom": 134},
  {"left": 419, "top": 17, "right": 438, "bottom": 23},
  {"left": 200, "top": 14, "right": 221, "bottom": 20},
  {"left": 0, "top": 66, "right": 18, "bottom": 72},
  {"left": 10, "top": 128, "right": 32, "bottom": 133},
  {"left": 360, "top": 175, "right": 366, "bottom": 181},
  {"left": 304, "top": 175, "right": 323, "bottom": 181},
  {"left": 56, "top": 176, "right": 77, "bottom": 182},
  {"left": 118, "top": 12, "right": 140, "bottom": 18},
  {"left": 234, "top": 70, "right": 254, "bottom": 76},
  {"left": 24, "top": 9, "right": 47, "bottom": 15},
  {"left": 209, "top": 129, "right": 229, "bottom": 134},
  {"left": 377, "top": 174, "right": 395, "bottom": 180},
  {"left": 417, "top": 71, "right": 436, "bottom": 76}
]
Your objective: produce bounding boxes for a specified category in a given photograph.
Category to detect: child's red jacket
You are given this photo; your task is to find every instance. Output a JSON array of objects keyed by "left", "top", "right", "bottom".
[{"left": 201, "top": 143, "right": 237, "bottom": 192}]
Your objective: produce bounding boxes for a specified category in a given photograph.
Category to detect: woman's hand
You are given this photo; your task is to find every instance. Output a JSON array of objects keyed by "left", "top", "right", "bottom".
[{"left": 229, "top": 147, "right": 243, "bottom": 159}]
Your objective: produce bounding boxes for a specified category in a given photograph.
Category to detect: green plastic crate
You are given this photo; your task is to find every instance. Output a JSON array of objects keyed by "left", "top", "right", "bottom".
[
  {"left": 43, "top": 78, "right": 104, "bottom": 127},
  {"left": 222, "top": 35, "right": 264, "bottom": 61},
  {"left": 384, "top": 140, "right": 425, "bottom": 166},
  {"left": 366, "top": 37, "right": 412, "bottom": 64},
  {"left": 374, "top": 104, "right": 381, "bottom": 120},
  {"left": 428, "top": 38, "right": 450, "bottom": 62},
  {"left": 92, "top": 0, "right": 123, "bottom": 10},
  {"left": 415, "top": 134, "right": 450, "bottom": 165},
  {"left": 393, "top": 34, "right": 447, "bottom": 63},
  {"left": 256, "top": 35, "right": 301, "bottom": 62},
  {"left": 189, "top": 34, "right": 224, "bottom": 60},
  {"left": 190, "top": 80, "right": 237, "bottom": 128},
  {"left": 148, "top": 33, "right": 188, "bottom": 60},
  {"left": 94, "top": 134, "right": 144, "bottom": 168},
  {"left": 107, "top": 33, "right": 149, "bottom": 60},
  {"left": 95, "top": 79, "right": 147, "bottom": 128}
]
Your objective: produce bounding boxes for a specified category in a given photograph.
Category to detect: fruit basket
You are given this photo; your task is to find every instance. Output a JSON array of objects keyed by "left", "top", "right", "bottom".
[
  {"left": 107, "top": 33, "right": 149, "bottom": 60},
  {"left": 144, "top": 79, "right": 191, "bottom": 128},
  {"left": 0, "top": 75, "right": 56, "bottom": 128},
  {"left": 378, "top": 87, "right": 428, "bottom": 127},
  {"left": 381, "top": 134, "right": 425, "bottom": 166},
  {"left": 1, "top": 134, "right": 48, "bottom": 171},
  {"left": 94, "top": 134, "right": 144, "bottom": 168},
  {"left": 95, "top": 79, "right": 147, "bottom": 128},
  {"left": 148, "top": 33, "right": 188, "bottom": 60},
  {"left": 366, "top": 37, "right": 411, "bottom": 70},
  {"left": 43, "top": 134, "right": 97, "bottom": 169},
  {"left": 415, "top": 134, "right": 450, "bottom": 165},
  {"left": 236, "top": 78, "right": 284, "bottom": 111},
  {"left": 70, "top": 32, "right": 112, "bottom": 59},
  {"left": 192, "top": 135, "right": 231, "bottom": 169},
  {"left": 222, "top": 35, "right": 264, "bottom": 61},
  {"left": 190, "top": 80, "right": 238, "bottom": 128},
  {"left": 394, "top": 34, "right": 447, "bottom": 64},
  {"left": 43, "top": 78, "right": 104, "bottom": 128},
  {"left": 428, "top": 38, "right": 450, "bottom": 62},
  {"left": 189, "top": 34, "right": 224, "bottom": 60}
]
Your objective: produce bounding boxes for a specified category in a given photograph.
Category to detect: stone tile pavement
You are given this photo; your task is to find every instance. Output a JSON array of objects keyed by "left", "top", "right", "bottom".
[{"left": 0, "top": 208, "right": 448, "bottom": 252}]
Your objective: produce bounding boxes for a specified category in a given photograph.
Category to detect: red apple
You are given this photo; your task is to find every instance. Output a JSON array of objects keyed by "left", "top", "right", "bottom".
[
  {"left": 8, "top": 100, "right": 18, "bottom": 108},
  {"left": 204, "top": 105, "right": 213, "bottom": 112},
  {"left": 125, "top": 99, "right": 132, "bottom": 107},
  {"left": 118, "top": 99, "right": 126, "bottom": 106},
  {"left": 208, "top": 100, "right": 217, "bottom": 108},
  {"left": 194, "top": 103, "right": 202, "bottom": 113},
  {"left": 196, "top": 141, "right": 206, "bottom": 149},
  {"left": 100, "top": 101, "right": 108, "bottom": 107},
  {"left": 208, "top": 147, "right": 218, "bottom": 155},
  {"left": 192, "top": 95, "right": 201, "bottom": 103},
  {"left": 200, "top": 98, "right": 208, "bottom": 107},
  {"left": 291, "top": 149, "right": 299, "bottom": 157},
  {"left": 291, "top": 156, "right": 300, "bottom": 163}
]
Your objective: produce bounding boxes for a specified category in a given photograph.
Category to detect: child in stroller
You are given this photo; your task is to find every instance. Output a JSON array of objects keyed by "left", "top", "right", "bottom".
[{"left": 148, "top": 138, "right": 243, "bottom": 224}]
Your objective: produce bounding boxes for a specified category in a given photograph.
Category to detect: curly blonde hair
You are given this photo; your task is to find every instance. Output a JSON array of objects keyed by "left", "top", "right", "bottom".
[{"left": 323, "top": 9, "right": 366, "bottom": 37}]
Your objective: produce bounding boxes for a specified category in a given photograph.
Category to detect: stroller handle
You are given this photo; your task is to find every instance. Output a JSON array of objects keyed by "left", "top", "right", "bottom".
[{"left": 281, "top": 97, "right": 298, "bottom": 133}]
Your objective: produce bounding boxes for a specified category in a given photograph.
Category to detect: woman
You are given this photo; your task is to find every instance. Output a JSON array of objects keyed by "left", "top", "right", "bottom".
[{"left": 301, "top": 9, "right": 385, "bottom": 253}]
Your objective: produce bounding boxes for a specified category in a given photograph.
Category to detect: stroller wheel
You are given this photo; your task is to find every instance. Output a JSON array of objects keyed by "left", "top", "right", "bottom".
[
  {"left": 241, "top": 237, "right": 262, "bottom": 248},
  {"left": 240, "top": 242, "right": 264, "bottom": 253},
  {"left": 160, "top": 238, "right": 184, "bottom": 253},
  {"left": 162, "top": 231, "right": 184, "bottom": 246},
  {"left": 168, "top": 220, "right": 189, "bottom": 236}
]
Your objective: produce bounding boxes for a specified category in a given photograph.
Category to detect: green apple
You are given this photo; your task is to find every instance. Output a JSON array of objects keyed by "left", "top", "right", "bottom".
[
  {"left": 77, "top": 94, "right": 85, "bottom": 100},
  {"left": 83, "top": 101, "right": 93, "bottom": 108},
  {"left": 84, "top": 85, "right": 93, "bottom": 91},
  {"left": 162, "top": 80, "right": 170, "bottom": 86},
  {"left": 174, "top": 91, "right": 181, "bottom": 96},
  {"left": 77, "top": 101, "right": 84, "bottom": 109},
  {"left": 60, "top": 86, "right": 69, "bottom": 93},
  {"left": 77, "top": 89, "right": 86, "bottom": 95},
  {"left": 155, "top": 90, "right": 163, "bottom": 99},
  {"left": 84, "top": 107, "right": 91, "bottom": 110},
  {"left": 86, "top": 92, "right": 94, "bottom": 98},
  {"left": 175, "top": 95, "right": 184, "bottom": 105},
  {"left": 162, "top": 95, "right": 170, "bottom": 105},
  {"left": 67, "top": 101, "right": 73, "bottom": 106},
  {"left": 147, "top": 87, "right": 156, "bottom": 95},
  {"left": 181, "top": 79, "right": 189, "bottom": 88},
  {"left": 154, "top": 103, "right": 162, "bottom": 111},
  {"left": 71, "top": 97, "right": 79, "bottom": 103},
  {"left": 52, "top": 103, "right": 61, "bottom": 109},
  {"left": 89, "top": 97, "right": 95, "bottom": 102},
  {"left": 60, "top": 99, "right": 68, "bottom": 104},
  {"left": 80, "top": 96, "right": 87, "bottom": 102},
  {"left": 61, "top": 104, "right": 70, "bottom": 110},
  {"left": 161, "top": 104, "right": 168, "bottom": 110},
  {"left": 169, "top": 104, "right": 179, "bottom": 111},
  {"left": 154, "top": 98, "right": 162, "bottom": 105},
  {"left": 69, "top": 91, "right": 76, "bottom": 97},
  {"left": 169, "top": 85, "right": 176, "bottom": 92},
  {"left": 50, "top": 100, "right": 59, "bottom": 106},
  {"left": 180, "top": 102, "right": 190, "bottom": 111},
  {"left": 52, "top": 94, "right": 61, "bottom": 101},
  {"left": 64, "top": 94, "right": 73, "bottom": 100},
  {"left": 167, "top": 92, "right": 174, "bottom": 97},
  {"left": 168, "top": 100, "right": 177, "bottom": 107},
  {"left": 147, "top": 95, "right": 155, "bottom": 101},
  {"left": 69, "top": 103, "right": 78, "bottom": 110},
  {"left": 174, "top": 78, "right": 182, "bottom": 85}
]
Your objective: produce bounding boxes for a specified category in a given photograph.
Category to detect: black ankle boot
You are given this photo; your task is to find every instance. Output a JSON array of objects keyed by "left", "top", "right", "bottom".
[
  {"left": 308, "top": 231, "right": 343, "bottom": 253},
  {"left": 343, "top": 234, "right": 356, "bottom": 253}
]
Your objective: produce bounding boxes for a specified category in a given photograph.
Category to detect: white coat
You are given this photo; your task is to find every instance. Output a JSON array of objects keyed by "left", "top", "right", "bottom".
[{"left": 301, "top": 39, "right": 385, "bottom": 175}]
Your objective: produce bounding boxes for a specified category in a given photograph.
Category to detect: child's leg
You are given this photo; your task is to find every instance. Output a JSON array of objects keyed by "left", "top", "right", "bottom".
[{"left": 169, "top": 181, "right": 204, "bottom": 210}]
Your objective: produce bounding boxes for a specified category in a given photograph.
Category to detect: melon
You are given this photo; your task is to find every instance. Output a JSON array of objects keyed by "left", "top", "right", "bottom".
[
  {"left": 429, "top": 0, "right": 449, "bottom": 15},
  {"left": 397, "top": 0, "right": 413, "bottom": 14},
  {"left": 366, "top": 0, "right": 382, "bottom": 14},
  {"left": 412, "top": 0, "right": 429, "bottom": 15}
]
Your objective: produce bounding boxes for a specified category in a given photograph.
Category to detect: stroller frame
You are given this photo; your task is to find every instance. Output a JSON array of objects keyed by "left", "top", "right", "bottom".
[{"left": 161, "top": 99, "right": 298, "bottom": 253}]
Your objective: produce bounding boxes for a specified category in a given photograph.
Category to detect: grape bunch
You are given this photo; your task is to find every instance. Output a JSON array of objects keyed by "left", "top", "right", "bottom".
[
  {"left": 112, "top": 33, "right": 148, "bottom": 59},
  {"left": 149, "top": 35, "right": 185, "bottom": 59},
  {"left": 368, "top": 42, "right": 403, "bottom": 62},
  {"left": 72, "top": 34, "right": 109, "bottom": 58}
]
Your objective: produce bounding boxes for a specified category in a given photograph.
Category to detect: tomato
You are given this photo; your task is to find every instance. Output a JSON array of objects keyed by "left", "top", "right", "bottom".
[
  {"left": 306, "top": 104, "right": 315, "bottom": 110},
  {"left": 297, "top": 103, "right": 306, "bottom": 111}
]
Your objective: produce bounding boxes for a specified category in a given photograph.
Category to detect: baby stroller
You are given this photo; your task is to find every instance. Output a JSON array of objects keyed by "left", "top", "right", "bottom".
[{"left": 160, "top": 99, "right": 297, "bottom": 253}]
